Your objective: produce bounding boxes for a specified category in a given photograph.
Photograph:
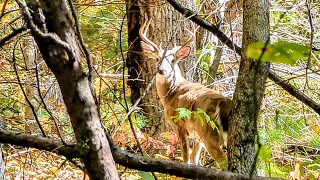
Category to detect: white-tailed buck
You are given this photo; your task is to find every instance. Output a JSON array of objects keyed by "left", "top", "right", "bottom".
[{"left": 139, "top": 20, "right": 232, "bottom": 166}]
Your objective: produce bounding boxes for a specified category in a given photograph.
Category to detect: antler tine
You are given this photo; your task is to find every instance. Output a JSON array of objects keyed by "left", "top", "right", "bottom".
[
  {"left": 180, "top": 27, "right": 196, "bottom": 47},
  {"left": 139, "top": 19, "right": 160, "bottom": 52}
]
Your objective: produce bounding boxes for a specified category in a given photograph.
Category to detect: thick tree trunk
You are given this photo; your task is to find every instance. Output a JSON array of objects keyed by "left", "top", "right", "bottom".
[
  {"left": 126, "top": 0, "right": 167, "bottom": 136},
  {"left": 228, "top": 0, "right": 270, "bottom": 174},
  {"left": 126, "top": 0, "right": 196, "bottom": 136},
  {"left": 18, "top": 0, "right": 119, "bottom": 179}
]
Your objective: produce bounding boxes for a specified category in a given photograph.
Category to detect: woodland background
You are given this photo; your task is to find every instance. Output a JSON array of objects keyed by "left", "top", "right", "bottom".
[{"left": 0, "top": 0, "right": 319, "bottom": 179}]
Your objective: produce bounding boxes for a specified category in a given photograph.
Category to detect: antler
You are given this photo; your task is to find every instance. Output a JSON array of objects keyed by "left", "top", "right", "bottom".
[
  {"left": 139, "top": 19, "right": 160, "bottom": 52},
  {"left": 180, "top": 28, "right": 196, "bottom": 47},
  {"left": 139, "top": 19, "right": 195, "bottom": 50}
]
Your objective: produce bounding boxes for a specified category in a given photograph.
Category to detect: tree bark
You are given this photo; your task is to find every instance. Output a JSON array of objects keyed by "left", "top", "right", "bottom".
[
  {"left": 126, "top": 0, "right": 196, "bottom": 136},
  {"left": 23, "top": 37, "right": 40, "bottom": 134},
  {"left": 208, "top": 40, "right": 223, "bottom": 82},
  {"left": 126, "top": 0, "right": 167, "bottom": 136},
  {"left": 17, "top": 0, "right": 119, "bottom": 179},
  {"left": 228, "top": 0, "right": 270, "bottom": 174}
]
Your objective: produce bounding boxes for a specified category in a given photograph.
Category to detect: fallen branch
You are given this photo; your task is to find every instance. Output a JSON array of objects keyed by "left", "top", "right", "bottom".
[
  {"left": 0, "top": 130, "right": 78, "bottom": 158},
  {"left": 165, "top": 0, "right": 320, "bottom": 115},
  {"left": 0, "top": 129, "right": 279, "bottom": 180}
]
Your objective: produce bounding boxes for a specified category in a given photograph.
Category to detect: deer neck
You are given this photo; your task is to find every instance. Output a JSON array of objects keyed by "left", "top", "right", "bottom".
[{"left": 156, "top": 65, "right": 185, "bottom": 100}]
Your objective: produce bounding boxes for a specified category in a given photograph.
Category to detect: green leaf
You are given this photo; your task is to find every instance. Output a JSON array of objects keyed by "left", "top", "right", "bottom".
[
  {"left": 200, "top": 61, "right": 209, "bottom": 72},
  {"left": 204, "top": 112, "right": 210, "bottom": 122},
  {"left": 307, "top": 163, "right": 320, "bottom": 170},
  {"left": 193, "top": 111, "right": 204, "bottom": 126},
  {"left": 196, "top": 108, "right": 210, "bottom": 122},
  {"left": 168, "top": 115, "right": 180, "bottom": 123},
  {"left": 196, "top": 108, "right": 205, "bottom": 113},
  {"left": 246, "top": 41, "right": 309, "bottom": 65},
  {"left": 257, "top": 145, "right": 272, "bottom": 163},
  {"left": 269, "top": 162, "right": 287, "bottom": 178},
  {"left": 309, "top": 173, "right": 316, "bottom": 180},
  {"left": 176, "top": 108, "right": 192, "bottom": 120},
  {"left": 138, "top": 171, "right": 154, "bottom": 180},
  {"left": 246, "top": 42, "right": 268, "bottom": 59},
  {"left": 209, "top": 121, "right": 220, "bottom": 134}
]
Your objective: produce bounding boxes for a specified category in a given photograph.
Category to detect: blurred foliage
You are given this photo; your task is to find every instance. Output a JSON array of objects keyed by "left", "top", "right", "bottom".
[{"left": 247, "top": 41, "right": 310, "bottom": 65}]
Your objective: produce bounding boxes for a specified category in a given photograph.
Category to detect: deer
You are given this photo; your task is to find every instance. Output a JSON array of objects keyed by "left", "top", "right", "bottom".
[{"left": 139, "top": 19, "right": 232, "bottom": 167}]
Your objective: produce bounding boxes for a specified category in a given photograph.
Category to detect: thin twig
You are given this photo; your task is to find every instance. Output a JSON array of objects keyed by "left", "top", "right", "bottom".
[
  {"left": 0, "top": 26, "right": 27, "bottom": 47},
  {"left": 67, "top": 0, "right": 97, "bottom": 106},
  {"left": 34, "top": 58, "right": 67, "bottom": 144},
  {"left": 12, "top": 39, "right": 46, "bottom": 136},
  {"left": 304, "top": 0, "right": 315, "bottom": 90}
]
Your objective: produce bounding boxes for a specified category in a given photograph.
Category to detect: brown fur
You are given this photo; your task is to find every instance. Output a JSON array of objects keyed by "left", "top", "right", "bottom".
[{"left": 157, "top": 76, "right": 232, "bottom": 164}]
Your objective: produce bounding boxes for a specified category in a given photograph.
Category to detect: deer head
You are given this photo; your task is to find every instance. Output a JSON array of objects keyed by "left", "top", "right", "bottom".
[{"left": 139, "top": 19, "right": 195, "bottom": 83}]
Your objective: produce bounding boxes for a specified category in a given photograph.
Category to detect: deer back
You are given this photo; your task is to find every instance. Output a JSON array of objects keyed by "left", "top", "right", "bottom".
[{"left": 163, "top": 81, "right": 230, "bottom": 143}]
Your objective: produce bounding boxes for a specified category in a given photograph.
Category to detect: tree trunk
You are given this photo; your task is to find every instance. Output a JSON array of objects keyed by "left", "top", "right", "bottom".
[
  {"left": 126, "top": 0, "right": 166, "bottom": 136},
  {"left": 19, "top": 0, "right": 119, "bottom": 179},
  {"left": 228, "top": 0, "right": 270, "bottom": 175},
  {"left": 126, "top": 0, "right": 196, "bottom": 136},
  {"left": 23, "top": 38, "right": 40, "bottom": 134},
  {"left": 208, "top": 40, "right": 223, "bottom": 82}
]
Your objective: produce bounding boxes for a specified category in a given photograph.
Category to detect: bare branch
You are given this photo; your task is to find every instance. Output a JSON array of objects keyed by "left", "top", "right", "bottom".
[
  {"left": 34, "top": 60, "right": 66, "bottom": 144},
  {"left": 0, "top": 130, "right": 78, "bottom": 158},
  {"left": 0, "top": 129, "right": 279, "bottom": 180},
  {"left": 12, "top": 43, "right": 46, "bottom": 137},
  {"left": 166, "top": 0, "right": 241, "bottom": 54},
  {"left": 268, "top": 72, "right": 320, "bottom": 114},
  {"left": 0, "top": 26, "right": 27, "bottom": 47}
]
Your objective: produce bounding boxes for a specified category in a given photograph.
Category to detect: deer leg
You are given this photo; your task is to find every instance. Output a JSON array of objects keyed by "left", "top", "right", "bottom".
[
  {"left": 191, "top": 140, "right": 204, "bottom": 165},
  {"left": 177, "top": 126, "right": 190, "bottom": 164},
  {"left": 202, "top": 133, "right": 227, "bottom": 170}
]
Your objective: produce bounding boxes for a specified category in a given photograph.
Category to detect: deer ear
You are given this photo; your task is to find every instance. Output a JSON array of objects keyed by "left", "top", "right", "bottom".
[
  {"left": 175, "top": 46, "right": 191, "bottom": 60},
  {"left": 141, "top": 41, "right": 156, "bottom": 52}
]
